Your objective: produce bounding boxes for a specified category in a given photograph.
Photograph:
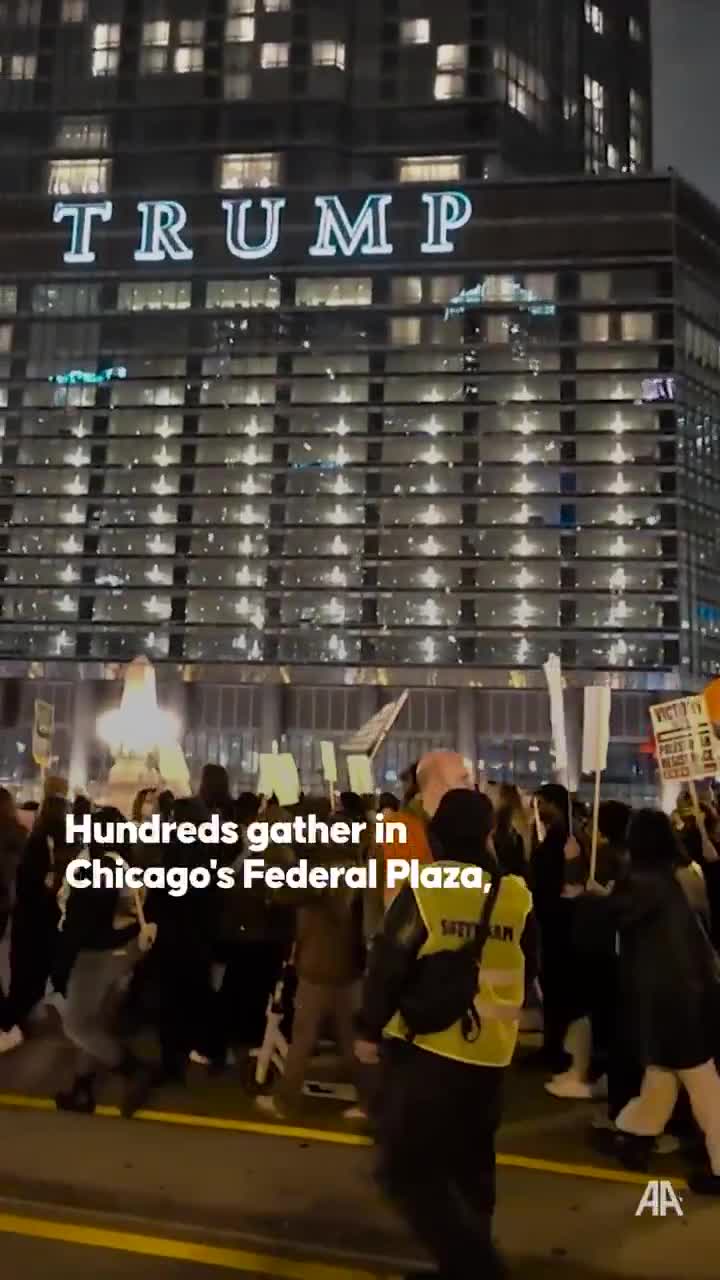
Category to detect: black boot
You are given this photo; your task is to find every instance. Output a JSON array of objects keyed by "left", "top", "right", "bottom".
[
  {"left": 55, "top": 1072, "right": 96, "bottom": 1114},
  {"left": 688, "top": 1170, "right": 720, "bottom": 1196},
  {"left": 591, "top": 1126, "right": 653, "bottom": 1172},
  {"left": 115, "top": 1052, "right": 154, "bottom": 1119}
]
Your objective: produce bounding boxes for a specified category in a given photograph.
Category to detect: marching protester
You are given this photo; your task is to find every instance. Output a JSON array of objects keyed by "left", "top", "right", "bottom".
[
  {"left": 378, "top": 751, "right": 473, "bottom": 906},
  {"left": 56, "top": 806, "right": 157, "bottom": 1117},
  {"left": 355, "top": 788, "right": 533, "bottom": 1280},
  {"left": 4, "top": 793, "right": 68, "bottom": 1042},
  {"left": 0, "top": 788, "right": 28, "bottom": 1053}
]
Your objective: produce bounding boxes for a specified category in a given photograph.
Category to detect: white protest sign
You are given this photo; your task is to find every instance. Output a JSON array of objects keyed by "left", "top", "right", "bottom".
[
  {"left": 258, "top": 752, "right": 301, "bottom": 806},
  {"left": 582, "top": 686, "right": 612, "bottom": 776},
  {"left": 347, "top": 754, "right": 374, "bottom": 796},
  {"left": 320, "top": 740, "right": 338, "bottom": 784},
  {"left": 650, "top": 694, "right": 719, "bottom": 783}
]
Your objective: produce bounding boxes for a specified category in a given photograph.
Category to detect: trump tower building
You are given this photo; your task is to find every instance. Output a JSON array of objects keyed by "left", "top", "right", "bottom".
[{"left": 1, "top": 0, "right": 714, "bottom": 795}]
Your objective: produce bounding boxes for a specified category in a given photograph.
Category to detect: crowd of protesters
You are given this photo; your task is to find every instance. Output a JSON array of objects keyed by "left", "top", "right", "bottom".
[{"left": 1, "top": 753, "right": 720, "bottom": 1274}]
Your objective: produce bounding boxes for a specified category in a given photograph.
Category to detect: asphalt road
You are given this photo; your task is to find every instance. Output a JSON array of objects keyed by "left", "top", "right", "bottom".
[{"left": 1, "top": 1235, "right": 252, "bottom": 1280}]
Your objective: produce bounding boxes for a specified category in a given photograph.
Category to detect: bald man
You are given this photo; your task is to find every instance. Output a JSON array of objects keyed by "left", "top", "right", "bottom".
[{"left": 379, "top": 751, "right": 473, "bottom": 906}]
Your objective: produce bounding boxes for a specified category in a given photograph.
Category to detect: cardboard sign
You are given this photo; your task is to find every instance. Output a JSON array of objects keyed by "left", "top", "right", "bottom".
[
  {"left": 257, "top": 752, "right": 301, "bottom": 807},
  {"left": 346, "top": 754, "right": 374, "bottom": 796},
  {"left": 320, "top": 740, "right": 338, "bottom": 784},
  {"left": 650, "top": 694, "right": 719, "bottom": 782}
]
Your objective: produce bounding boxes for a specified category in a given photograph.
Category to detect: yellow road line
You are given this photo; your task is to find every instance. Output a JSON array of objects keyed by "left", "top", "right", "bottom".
[
  {"left": 0, "top": 1091, "right": 687, "bottom": 1189},
  {"left": 0, "top": 1211, "right": 395, "bottom": 1279}
]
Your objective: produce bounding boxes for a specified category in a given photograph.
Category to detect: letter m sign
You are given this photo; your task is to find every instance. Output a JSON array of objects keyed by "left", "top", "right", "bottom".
[{"left": 635, "top": 1180, "right": 684, "bottom": 1217}]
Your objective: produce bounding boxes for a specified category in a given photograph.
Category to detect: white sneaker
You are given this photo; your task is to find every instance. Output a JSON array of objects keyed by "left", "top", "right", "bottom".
[
  {"left": 188, "top": 1050, "right": 211, "bottom": 1066},
  {"left": 343, "top": 1105, "right": 368, "bottom": 1121},
  {"left": 0, "top": 1025, "right": 24, "bottom": 1054},
  {"left": 545, "top": 1070, "right": 608, "bottom": 1100},
  {"left": 255, "top": 1094, "right": 287, "bottom": 1119}
]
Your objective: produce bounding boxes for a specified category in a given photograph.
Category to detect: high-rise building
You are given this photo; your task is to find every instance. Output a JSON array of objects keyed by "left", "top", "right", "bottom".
[{"left": 0, "top": 1, "right": 690, "bottom": 796}]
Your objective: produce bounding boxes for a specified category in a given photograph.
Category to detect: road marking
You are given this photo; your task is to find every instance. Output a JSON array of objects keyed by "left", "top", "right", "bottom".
[
  {"left": 0, "top": 1211, "right": 397, "bottom": 1279},
  {"left": 0, "top": 1091, "right": 688, "bottom": 1190}
]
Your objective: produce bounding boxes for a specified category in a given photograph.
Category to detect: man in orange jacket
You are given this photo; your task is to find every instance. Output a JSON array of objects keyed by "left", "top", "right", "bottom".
[{"left": 380, "top": 751, "right": 474, "bottom": 906}]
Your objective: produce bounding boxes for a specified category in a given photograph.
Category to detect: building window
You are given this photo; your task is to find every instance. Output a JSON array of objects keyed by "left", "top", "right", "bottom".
[
  {"left": 0, "top": 286, "right": 17, "bottom": 313},
  {"left": 48, "top": 158, "right": 111, "bottom": 196},
  {"left": 229, "top": 0, "right": 255, "bottom": 11},
  {"left": 261, "top": 42, "right": 289, "bottom": 68},
  {"left": 434, "top": 43, "right": 466, "bottom": 100},
  {"left": 506, "top": 54, "right": 548, "bottom": 122},
  {"left": 32, "top": 284, "right": 100, "bottom": 315},
  {"left": 56, "top": 117, "right": 108, "bottom": 151},
  {"left": 400, "top": 18, "right": 430, "bottom": 44},
  {"left": 580, "top": 312, "right": 610, "bottom": 342},
  {"left": 263, "top": 0, "right": 290, "bottom": 9},
  {"left": 621, "top": 312, "right": 653, "bottom": 342},
  {"left": 312, "top": 41, "right": 345, "bottom": 70},
  {"left": 117, "top": 283, "right": 192, "bottom": 311},
  {"left": 176, "top": 21, "right": 204, "bottom": 73},
  {"left": 206, "top": 279, "right": 280, "bottom": 308},
  {"left": 224, "top": 72, "right": 252, "bottom": 98},
  {"left": 62, "top": 0, "right": 85, "bottom": 18},
  {"left": 606, "top": 142, "right": 619, "bottom": 169},
  {"left": 92, "top": 23, "right": 120, "bottom": 77},
  {"left": 628, "top": 16, "right": 644, "bottom": 42},
  {"left": 580, "top": 272, "right": 610, "bottom": 301},
  {"left": 397, "top": 155, "right": 462, "bottom": 182},
  {"left": 15, "top": 0, "right": 40, "bottom": 22},
  {"left": 629, "top": 89, "right": 646, "bottom": 169},
  {"left": 584, "top": 2, "right": 604, "bottom": 34},
  {"left": 9, "top": 54, "right": 36, "bottom": 79},
  {"left": 295, "top": 278, "right": 372, "bottom": 307},
  {"left": 391, "top": 277, "right": 423, "bottom": 305},
  {"left": 390, "top": 317, "right": 422, "bottom": 346},
  {"left": 225, "top": 16, "right": 255, "bottom": 42},
  {"left": 220, "top": 152, "right": 280, "bottom": 189},
  {"left": 584, "top": 74, "right": 606, "bottom": 172}
]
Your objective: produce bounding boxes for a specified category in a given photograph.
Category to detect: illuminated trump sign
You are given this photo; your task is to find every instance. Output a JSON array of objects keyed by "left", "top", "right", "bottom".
[{"left": 52, "top": 190, "right": 474, "bottom": 265}]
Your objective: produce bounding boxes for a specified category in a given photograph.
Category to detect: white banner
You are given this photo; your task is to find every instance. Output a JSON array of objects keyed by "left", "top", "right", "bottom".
[
  {"left": 582, "top": 686, "right": 612, "bottom": 776},
  {"left": 341, "top": 691, "right": 408, "bottom": 758},
  {"left": 543, "top": 654, "right": 568, "bottom": 775}
]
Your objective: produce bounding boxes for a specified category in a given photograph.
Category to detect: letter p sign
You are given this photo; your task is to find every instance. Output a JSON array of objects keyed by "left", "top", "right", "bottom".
[{"left": 421, "top": 191, "right": 472, "bottom": 254}]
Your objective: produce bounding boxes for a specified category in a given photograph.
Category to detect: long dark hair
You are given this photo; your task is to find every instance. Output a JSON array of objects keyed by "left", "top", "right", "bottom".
[{"left": 32, "top": 794, "right": 68, "bottom": 847}]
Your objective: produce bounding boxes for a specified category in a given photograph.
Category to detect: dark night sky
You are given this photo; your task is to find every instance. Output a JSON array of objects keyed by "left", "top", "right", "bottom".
[{"left": 652, "top": 0, "right": 720, "bottom": 205}]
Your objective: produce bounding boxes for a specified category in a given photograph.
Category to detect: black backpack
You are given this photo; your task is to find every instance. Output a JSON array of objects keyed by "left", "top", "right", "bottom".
[{"left": 398, "top": 874, "right": 502, "bottom": 1042}]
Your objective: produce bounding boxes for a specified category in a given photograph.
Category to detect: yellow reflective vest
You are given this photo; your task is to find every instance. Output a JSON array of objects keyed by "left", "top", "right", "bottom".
[{"left": 384, "top": 866, "right": 532, "bottom": 1068}]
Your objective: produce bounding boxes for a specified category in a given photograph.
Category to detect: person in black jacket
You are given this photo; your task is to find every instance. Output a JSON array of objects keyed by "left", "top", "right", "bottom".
[
  {"left": 6, "top": 794, "right": 67, "bottom": 1037},
  {"left": 585, "top": 809, "right": 720, "bottom": 1193},
  {"left": 56, "top": 807, "right": 156, "bottom": 1116},
  {"left": 530, "top": 783, "right": 582, "bottom": 1071},
  {"left": 0, "top": 788, "right": 27, "bottom": 1053}
]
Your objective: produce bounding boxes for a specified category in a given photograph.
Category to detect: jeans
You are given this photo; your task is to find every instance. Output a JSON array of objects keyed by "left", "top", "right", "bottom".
[{"left": 277, "top": 977, "right": 358, "bottom": 1103}]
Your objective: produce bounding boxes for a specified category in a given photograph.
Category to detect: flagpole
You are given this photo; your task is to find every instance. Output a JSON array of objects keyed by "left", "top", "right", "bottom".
[{"left": 369, "top": 689, "right": 409, "bottom": 761}]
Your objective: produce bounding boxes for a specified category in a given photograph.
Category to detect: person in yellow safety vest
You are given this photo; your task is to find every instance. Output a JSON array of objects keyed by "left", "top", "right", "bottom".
[{"left": 355, "top": 788, "right": 534, "bottom": 1280}]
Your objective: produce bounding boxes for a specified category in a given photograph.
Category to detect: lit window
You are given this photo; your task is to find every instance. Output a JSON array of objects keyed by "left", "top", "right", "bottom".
[
  {"left": 312, "top": 41, "right": 345, "bottom": 70},
  {"left": 0, "top": 287, "right": 17, "bottom": 313},
  {"left": 263, "top": 0, "right": 290, "bottom": 9},
  {"left": 434, "top": 73, "right": 464, "bottom": 100},
  {"left": 117, "top": 282, "right": 192, "bottom": 311},
  {"left": 261, "top": 42, "right": 289, "bottom": 68},
  {"left": 10, "top": 54, "right": 36, "bottom": 80},
  {"left": 391, "top": 317, "right": 422, "bottom": 346},
  {"left": 606, "top": 142, "right": 619, "bottom": 169},
  {"left": 56, "top": 117, "right": 108, "bottom": 151},
  {"left": 437, "top": 44, "right": 467, "bottom": 72},
  {"left": 48, "top": 158, "right": 110, "bottom": 196},
  {"left": 391, "top": 277, "right": 423, "bottom": 305},
  {"left": 229, "top": 0, "right": 255, "bottom": 11},
  {"left": 224, "top": 72, "right": 252, "bottom": 98},
  {"left": 400, "top": 18, "right": 430, "bottom": 44},
  {"left": 397, "top": 155, "right": 462, "bottom": 182},
  {"left": 629, "top": 16, "right": 643, "bottom": 41},
  {"left": 62, "top": 0, "right": 85, "bottom": 17},
  {"left": 508, "top": 81, "right": 529, "bottom": 117},
  {"left": 621, "top": 312, "right": 653, "bottom": 342},
  {"left": 584, "top": 75, "right": 604, "bottom": 109},
  {"left": 580, "top": 312, "right": 610, "bottom": 343},
  {"left": 140, "top": 20, "right": 170, "bottom": 73},
  {"left": 92, "top": 23, "right": 120, "bottom": 77},
  {"left": 584, "top": 2, "right": 604, "bottom": 34},
  {"left": 629, "top": 89, "right": 646, "bottom": 169},
  {"left": 175, "top": 45, "right": 203, "bottom": 73},
  {"left": 220, "top": 152, "right": 280, "bottom": 189},
  {"left": 295, "top": 278, "right": 372, "bottom": 307},
  {"left": 226, "top": 16, "right": 255, "bottom": 41},
  {"left": 206, "top": 280, "right": 280, "bottom": 308}
]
